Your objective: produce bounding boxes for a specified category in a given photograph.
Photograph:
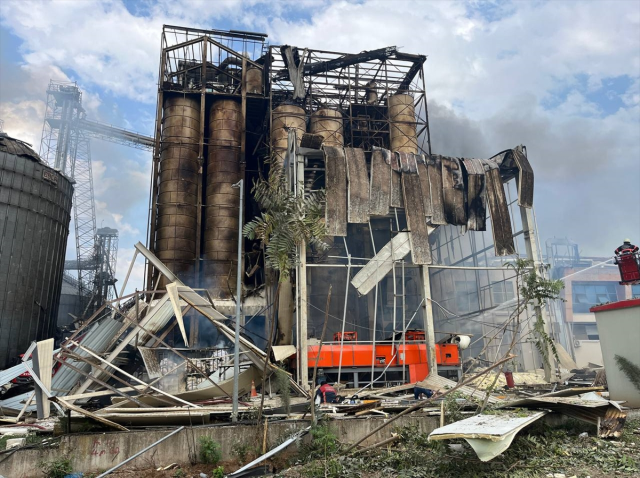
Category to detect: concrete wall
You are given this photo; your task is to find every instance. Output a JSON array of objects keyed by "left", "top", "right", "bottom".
[
  {"left": 594, "top": 301, "right": 640, "bottom": 407},
  {"left": 0, "top": 415, "right": 439, "bottom": 477},
  {"left": 573, "top": 340, "right": 604, "bottom": 368}
]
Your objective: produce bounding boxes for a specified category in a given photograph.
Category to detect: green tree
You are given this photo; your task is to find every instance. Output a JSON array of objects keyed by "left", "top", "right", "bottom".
[{"left": 243, "top": 166, "right": 328, "bottom": 419}]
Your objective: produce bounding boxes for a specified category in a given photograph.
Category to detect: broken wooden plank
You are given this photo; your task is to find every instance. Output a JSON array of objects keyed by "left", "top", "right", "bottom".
[
  {"left": 441, "top": 155, "right": 467, "bottom": 225},
  {"left": 401, "top": 154, "right": 432, "bottom": 264},
  {"left": 345, "top": 147, "right": 370, "bottom": 223},
  {"left": 461, "top": 158, "right": 487, "bottom": 231},
  {"left": 428, "top": 410, "right": 548, "bottom": 462},
  {"left": 482, "top": 159, "right": 515, "bottom": 256},
  {"left": 416, "top": 154, "right": 433, "bottom": 218},
  {"left": 426, "top": 155, "right": 446, "bottom": 224},
  {"left": 390, "top": 151, "right": 404, "bottom": 208},
  {"left": 53, "top": 397, "right": 129, "bottom": 432},
  {"left": 369, "top": 147, "right": 391, "bottom": 216},
  {"left": 323, "top": 145, "right": 348, "bottom": 236},
  {"left": 350, "top": 232, "right": 411, "bottom": 295}
]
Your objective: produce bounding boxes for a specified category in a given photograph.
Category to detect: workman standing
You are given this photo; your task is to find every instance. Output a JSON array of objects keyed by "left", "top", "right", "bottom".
[
  {"left": 316, "top": 381, "right": 338, "bottom": 404},
  {"left": 615, "top": 238, "right": 639, "bottom": 256}
]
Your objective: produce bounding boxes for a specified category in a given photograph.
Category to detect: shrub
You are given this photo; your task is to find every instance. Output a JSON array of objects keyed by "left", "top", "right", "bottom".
[
  {"left": 39, "top": 457, "right": 73, "bottom": 478},
  {"left": 199, "top": 436, "right": 222, "bottom": 465}
]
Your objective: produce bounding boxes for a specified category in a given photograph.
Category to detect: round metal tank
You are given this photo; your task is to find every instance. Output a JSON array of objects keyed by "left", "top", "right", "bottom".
[
  {"left": 155, "top": 96, "right": 201, "bottom": 286},
  {"left": 0, "top": 133, "right": 73, "bottom": 368},
  {"left": 203, "top": 98, "right": 242, "bottom": 299},
  {"left": 245, "top": 66, "right": 263, "bottom": 95},
  {"left": 271, "top": 104, "right": 306, "bottom": 169},
  {"left": 388, "top": 93, "right": 418, "bottom": 153},
  {"left": 309, "top": 108, "right": 344, "bottom": 147}
]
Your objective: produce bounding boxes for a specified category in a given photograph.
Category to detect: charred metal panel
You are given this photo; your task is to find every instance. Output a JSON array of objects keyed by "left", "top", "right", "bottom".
[
  {"left": 441, "top": 155, "right": 467, "bottom": 226},
  {"left": 426, "top": 155, "right": 446, "bottom": 225},
  {"left": 369, "top": 148, "right": 391, "bottom": 216},
  {"left": 345, "top": 147, "right": 370, "bottom": 223},
  {"left": 416, "top": 154, "right": 433, "bottom": 219},
  {"left": 323, "top": 146, "right": 348, "bottom": 236},
  {"left": 483, "top": 160, "right": 515, "bottom": 256},
  {"left": 461, "top": 158, "right": 487, "bottom": 231},
  {"left": 390, "top": 152, "right": 404, "bottom": 208},
  {"left": 511, "top": 148, "right": 534, "bottom": 208},
  {"left": 300, "top": 133, "right": 324, "bottom": 150},
  {"left": 401, "top": 154, "right": 432, "bottom": 265}
]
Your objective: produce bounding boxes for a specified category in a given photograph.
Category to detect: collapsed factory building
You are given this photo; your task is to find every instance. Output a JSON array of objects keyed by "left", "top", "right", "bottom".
[
  {"left": 8, "top": 25, "right": 635, "bottom": 478},
  {"left": 141, "top": 24, "right": 571, "bottom": 389}
]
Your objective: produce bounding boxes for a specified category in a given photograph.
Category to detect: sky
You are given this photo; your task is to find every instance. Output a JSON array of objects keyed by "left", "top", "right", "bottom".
[{"left": 0, "top": 0, "right": 639, "bottom": 293}]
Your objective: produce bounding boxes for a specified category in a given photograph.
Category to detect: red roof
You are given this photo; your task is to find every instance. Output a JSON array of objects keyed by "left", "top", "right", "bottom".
[{"left": 590, "top": 298, "right": 640, "bottom": 313}]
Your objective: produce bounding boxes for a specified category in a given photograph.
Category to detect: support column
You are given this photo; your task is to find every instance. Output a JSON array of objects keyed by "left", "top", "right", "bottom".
[
  {"left": 520, "top": 203, "right": 556, "bottom": 382},
  {"left": 421, "top": 265, "right": 437, "bottom": 377},
  {"left": 297, "top": 147, "right": 309, "bottom": 390}
]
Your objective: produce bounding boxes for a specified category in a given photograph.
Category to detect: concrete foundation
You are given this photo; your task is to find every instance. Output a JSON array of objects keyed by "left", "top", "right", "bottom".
[{"left": 0, "top": 415, "right": 439, "bottom": 477}]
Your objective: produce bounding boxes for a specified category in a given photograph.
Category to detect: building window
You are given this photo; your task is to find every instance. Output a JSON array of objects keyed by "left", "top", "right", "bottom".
[
  {"left": 572, "top": 322, "right": 599, "bottom": 340},
  {"left": 492, "top": 281, "right": 515, "bottom": 305},
  {"left": 454, "top": 281, "right": 479, "bottom": 314},
  {"left": 572, "top": 282, "right": 618, "bottom": 314},
  {"left": 632, "top": 284, "right": 640, "bottom": 298}
]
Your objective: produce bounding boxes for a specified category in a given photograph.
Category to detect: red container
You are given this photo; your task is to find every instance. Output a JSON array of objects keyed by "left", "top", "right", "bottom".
[{"left": 504, "top": 371, "right": 515, "bottom": 388}]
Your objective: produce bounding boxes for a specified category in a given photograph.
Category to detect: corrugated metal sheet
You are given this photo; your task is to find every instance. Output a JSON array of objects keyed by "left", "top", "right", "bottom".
[
  {"left": 52, "top": 314, "right": 123, "bottom": 396},
  {"left": 0, "top": 391, "right": 34, "bottom": 413}
]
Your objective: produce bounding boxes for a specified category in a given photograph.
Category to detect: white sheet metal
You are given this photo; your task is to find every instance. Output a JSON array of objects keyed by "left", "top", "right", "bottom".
[
  {"left": 351, "top": 232, "right": 411, "bottom": 295},
  {"left": 429, "top": 410, "right": 547, "bottom": 461}
]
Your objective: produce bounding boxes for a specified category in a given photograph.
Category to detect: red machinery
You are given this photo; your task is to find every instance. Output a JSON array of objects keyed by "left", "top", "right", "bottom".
[
  {"left": 616, "top": 253, "right": 640, "bottom": 285},
  {"left": 294, "top": 330, "right": 463, "bottom": 386}
]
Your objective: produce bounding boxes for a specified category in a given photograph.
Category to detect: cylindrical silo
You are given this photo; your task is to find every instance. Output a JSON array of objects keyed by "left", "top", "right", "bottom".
[
  {"left": 0, "top": 133, "right": 73, "bottom": 369},
  {"left": 245, "top": 66, "right": 263, "bottom": 95},
  {"left": 155, "top": 96, "right": 201, "bottom": 286},
  {"left": 203, "top": 98, "right": 242, "bottom": 299},
  {"left": 388, "top": 94, "right": 418, "bottom": 153},
  {"left": 309, "top": 108, "right": 344, "bottom": 147},
  {"left": 271, "top": 104, "right": 306, "bottom": 170}
]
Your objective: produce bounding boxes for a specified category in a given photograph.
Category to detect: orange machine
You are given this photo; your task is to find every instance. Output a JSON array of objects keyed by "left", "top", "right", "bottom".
[{"left": 294, "top": 330, "right": 462, "bottom": 386}]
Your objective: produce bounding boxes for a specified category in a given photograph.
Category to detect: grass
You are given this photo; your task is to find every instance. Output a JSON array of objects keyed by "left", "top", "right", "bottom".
[{"left": 278, "top": 419, "right": 640, "bottom": 478}]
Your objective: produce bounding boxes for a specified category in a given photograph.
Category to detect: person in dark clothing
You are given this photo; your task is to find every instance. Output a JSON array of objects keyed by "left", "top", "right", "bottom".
[
  {"left": 414, "top": 386, "right": 434, "bottom": 400},
  {"left": 316, "top": 381, "right": 337, "bottom": 404},
  {"left": 615, "top": 239, "right": 639, "bottom": 256}
]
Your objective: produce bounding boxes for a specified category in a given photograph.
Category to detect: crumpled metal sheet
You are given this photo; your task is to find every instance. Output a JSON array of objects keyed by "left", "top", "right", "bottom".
[
  {"left": 323, "top": 145, "right": 348, "bottom": 236},
  {"left": 461, "top": 158, "right": 487, "bottom": 231},
  {"left": 345, "top": 147, "right": 370, "bottom": 223},
  {"left": 369, "top": 147, "right": 391, "bottom": 216}
]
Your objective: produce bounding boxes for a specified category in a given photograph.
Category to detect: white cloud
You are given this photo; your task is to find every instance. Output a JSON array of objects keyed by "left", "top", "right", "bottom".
[{"left": 1, "top": 0, "right": 638, "bottom": 261}]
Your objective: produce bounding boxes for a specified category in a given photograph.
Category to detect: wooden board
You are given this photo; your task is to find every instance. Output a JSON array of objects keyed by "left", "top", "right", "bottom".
[
  {"left": 323, "top": 146, "right": 348, "bottom": 236},
  {"left": 461, "top": 158, "right": 487, "bottom": 231},
  {"left": 426, "top": 155, "right": 446, "bottom": 225},
  {"left": 483, "top": 160, "right": 515, "bottom": 256},
  {"left": 390, "top": 152, "right": 404, "bottom": 208},
  {"left": 345, "top": 147, "right": 370, "bottom": 223},
  {"left": 512, "top": 148, "right": 534, "bottom": 208},
  {"left": 369, "top": 148, "right": 391, "bottom": 216},
  {"left": 441, "top": 155, "right": 467, "bottom": 225},
  {"left": 401, "top": 156, "right": 432, "bottom": 265},
  {"left": 416, "top": 155, "right": 433, "bottom": 218}
]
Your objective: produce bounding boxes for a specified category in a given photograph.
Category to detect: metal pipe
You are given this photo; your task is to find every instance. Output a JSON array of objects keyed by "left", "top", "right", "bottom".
[
  {"left": 336, "top": 237, "right": 351, "bottom": 386},
  {"left": 232, "top": 179, "right": 244, "bottom": 422},
  {"left": 96, "top": 427, "right": 185, "bottom": 478}
]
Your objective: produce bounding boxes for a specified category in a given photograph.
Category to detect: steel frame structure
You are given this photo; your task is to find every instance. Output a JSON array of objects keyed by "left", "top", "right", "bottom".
[
  {"left": 146, "top": 25, "right": 268, "bottom": 290},
  {"left": 266, "top": 45, "right": 431, "bottom": 155},
  {"left": 40, "top": 81, "right": 151, "bottom": 317}
]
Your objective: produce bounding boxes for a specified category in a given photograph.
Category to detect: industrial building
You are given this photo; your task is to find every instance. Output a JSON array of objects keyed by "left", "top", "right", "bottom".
[{"left": 141, "top": 25, "right": 569, "bottom": 390}]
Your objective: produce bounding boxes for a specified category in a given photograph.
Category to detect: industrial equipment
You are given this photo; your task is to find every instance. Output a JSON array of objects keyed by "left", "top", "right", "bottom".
[
  {"left": 0, "top": 132, "right": 73, "bottom": 368},
  {"left": 39, "top": 80, "right": 153, "bottom": 320}
]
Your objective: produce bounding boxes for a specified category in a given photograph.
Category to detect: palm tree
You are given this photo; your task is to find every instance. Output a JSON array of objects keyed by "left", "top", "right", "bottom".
[{"left": 243, "top": 166, "right": 327, "bottom": 418}]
